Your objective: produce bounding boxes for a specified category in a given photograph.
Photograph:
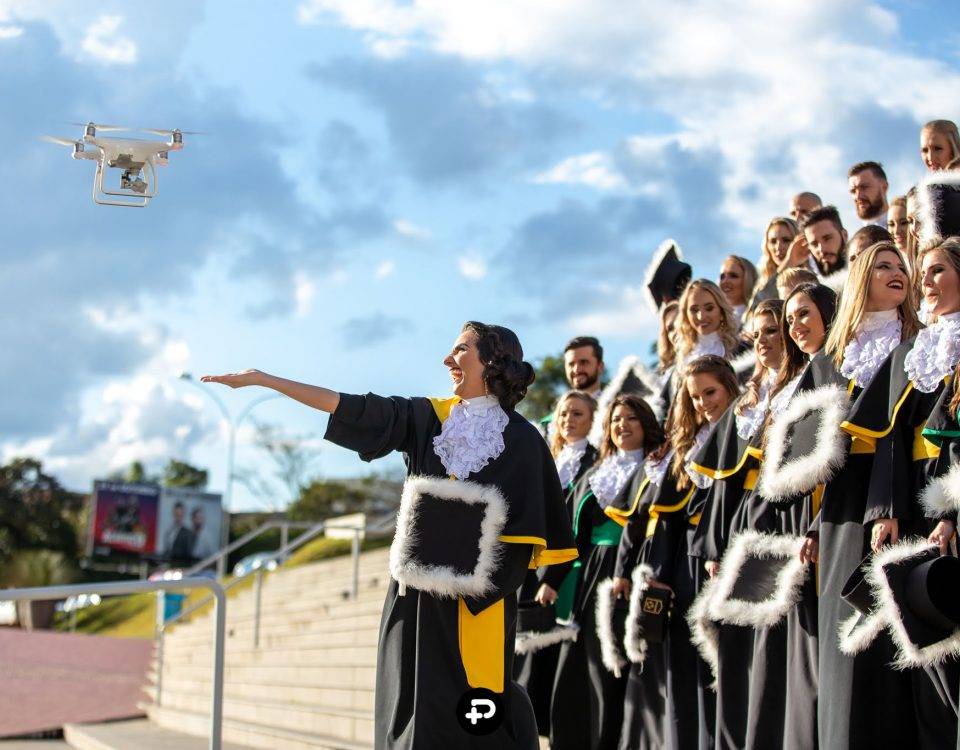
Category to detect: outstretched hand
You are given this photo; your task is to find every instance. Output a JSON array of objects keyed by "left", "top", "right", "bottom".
[{"left": 200, "top": 369, "right": 266, "bottom": 389}]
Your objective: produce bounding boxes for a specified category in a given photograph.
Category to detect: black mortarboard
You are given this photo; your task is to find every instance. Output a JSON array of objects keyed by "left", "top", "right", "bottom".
[
  {"left": 866, "top": 539, "right": 960, "bottom": 668},
  {"left": 514, "top": 601, "right": 579, "bottom": 655},
  {"left": 838, "top": 555, "right": 885, "bottom": 655},
  {"left": 644, "top": 239, "right": 692, "bottom": 313},
  {"left": 917, "top": 170, "right": 960, "bottom": 247}
]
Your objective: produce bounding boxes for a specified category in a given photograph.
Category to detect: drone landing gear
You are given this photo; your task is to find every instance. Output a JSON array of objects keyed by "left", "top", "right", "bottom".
[{"left": 93, "top": 160, "right": 158, "bottom": 207}]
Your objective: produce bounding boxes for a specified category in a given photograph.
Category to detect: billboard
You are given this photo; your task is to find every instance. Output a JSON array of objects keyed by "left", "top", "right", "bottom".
[
  {"left": 91, "top": 481, "right": 160, "bottom": 554},
  {"left": 89, "top": 482, "right": 223, "bottom": 564},
  {"left": 156, "top": 487, "right": 223, "bottom": 565}
]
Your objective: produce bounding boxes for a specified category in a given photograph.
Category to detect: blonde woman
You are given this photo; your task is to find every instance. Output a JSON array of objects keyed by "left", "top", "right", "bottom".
[
  {"left": 674, "top": 279, "right": 742, "bottom": 370},
  {"left": 757, "top": 216, "right": 801, "bottom": 292},
  {"left": 718, "top": 255, "right": 758, "bottom": 330},
  {"left": 920, "top": 119, "right": 960, "bottom": 172}
]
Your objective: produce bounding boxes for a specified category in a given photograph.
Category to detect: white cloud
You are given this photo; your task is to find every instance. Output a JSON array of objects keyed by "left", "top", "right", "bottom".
[
  {"left": 375, "top": 260, "right": 395, "bottom": 279},
  {"left": 393, "top": 218, "right": 431, "bottom": 240},
  {"left": 566, "top": 285, "right": 657, "bottom": 337},
  {"left": 0, "top": 25, "right": 22, "bottom": 38},
  {"left": 457, "top": 255, "right": 487, "bottom": 280},
  {"left": 533, "top": 151, "right": 627, "bottom": 191},
  {"left": 299, "top": 0, "right": 959, "bottom": 236},
  {"left": 293, "top": 271, "right": 316, "bottom": 317},
  {"left": 80, "top": 14, "right": 137, "bottom": 64}
]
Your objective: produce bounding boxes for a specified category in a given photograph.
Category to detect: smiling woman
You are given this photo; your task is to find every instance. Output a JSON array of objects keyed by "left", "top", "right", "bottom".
[{"left": 201, "top": 321, "right": 576, "bottom": 750}]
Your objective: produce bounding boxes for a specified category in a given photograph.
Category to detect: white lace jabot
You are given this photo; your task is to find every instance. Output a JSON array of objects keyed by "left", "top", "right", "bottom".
[
  {"left": 690, "top": 331, "right": 725, "bottom": 360},
  {"left": 644, "top": 449, "right": 673, "bottom": 487},
  {"left": 685, "top": 425, "right": 714, "bottom": 488},
  {"left": 589, "top": 449, "right": 643, "bottom": 506},
  {"left": 905, "top": 312, "right": 960, "bottom": 393},
  {"left": 432, "top": 395, "right": 509, "bottom": 479},
  {"left": 736, "top": 368, "right": 777, "bottom": 440},
  {"left": 839, "top": 309, "right": 902, "bottom": 388},
  {"left": 556, "top": 438, "right": 588, "bottom": 488}
]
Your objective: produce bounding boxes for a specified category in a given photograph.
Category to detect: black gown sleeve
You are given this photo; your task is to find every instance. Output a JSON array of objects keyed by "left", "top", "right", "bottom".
[
  {"left": 324, "top": 392, "right": 427, "bottom": 461},
  {"left": 614, "top": 509, "right": 648, "bottom": 579},
  {"left": 464, "top": 542, "right": 533, "bottom": 615}
]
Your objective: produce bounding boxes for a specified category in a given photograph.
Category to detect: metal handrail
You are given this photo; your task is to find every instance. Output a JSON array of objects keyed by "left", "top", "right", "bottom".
[
  {"left": 0, "top": 578, "right": 226, "bottom": 750},
  {"left": 184, "top": 520, "right": 318, "bottom": 580}
]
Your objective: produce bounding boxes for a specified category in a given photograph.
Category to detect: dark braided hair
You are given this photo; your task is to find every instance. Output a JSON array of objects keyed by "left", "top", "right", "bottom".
[{"left": 462, "top": 321, "right": 536, "bottom": 410}]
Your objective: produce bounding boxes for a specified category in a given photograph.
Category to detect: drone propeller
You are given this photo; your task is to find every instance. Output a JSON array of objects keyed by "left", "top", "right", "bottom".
[
  {"left": 69, "top": 122, "right": 131, "bottom": 133},
  {"left": 140, "top": 128, "right": 206, "bottom": 136},
  {"left": 41, "top": 135, "right": 81, "bottom": 147}
]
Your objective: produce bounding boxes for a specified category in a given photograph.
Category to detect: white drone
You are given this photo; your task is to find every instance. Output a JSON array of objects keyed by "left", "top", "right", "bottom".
[{"left": 42, "top": 122, "right": 198, "bottom": 207}]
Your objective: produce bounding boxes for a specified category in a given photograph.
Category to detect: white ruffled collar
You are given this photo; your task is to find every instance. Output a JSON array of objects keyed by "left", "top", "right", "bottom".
[
  {"left": 839, "top": 309, "right": 902, "bottom": 388},
  {"left": 731, "top": 304, "right": 746, "bottom": 329},
  {"left": 588, "top": 448, "right": 643, "bottom": 506},
  {"left": 690, "top": 331, "right": 725, "bottom": 360},
  {"left": 432, "top": 395, "right": 509, "bottom": 479},
  {"left": 556, "top": 438, "right": 589, "bottom": 488},
  {"left": 735, "top": 368, "right": 777, "bottom": 440},
  {"left": 904, "top": 312, "right": 960, "bottom": 393},
  {"left": 684, "top": 425, "right": 714, "bottom": 488}
]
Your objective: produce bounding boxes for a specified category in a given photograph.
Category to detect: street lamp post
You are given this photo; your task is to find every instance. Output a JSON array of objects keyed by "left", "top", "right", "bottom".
[{"left": 178, "top": 372, "right": 282, "bottom": 578}]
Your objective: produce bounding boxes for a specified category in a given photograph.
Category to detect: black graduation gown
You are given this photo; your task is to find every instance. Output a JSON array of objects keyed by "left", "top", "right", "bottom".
[
  {"left": 613, "top": 471, "right": 677, "bottom": 750},
  {"left": 845, "top": 342, "right": 960, "bottom": 748},
  {"left": 549, "top": 462, "right": 643, "bottom": 750},
  {"left": 324, "top": 393, "right": 577, "bottom": 750},
  {"left": 514, "top": 444, "right": 599, "bottom": 737},
  {"left": 690, "top": 405, "right": 764, "bottom": 750},
  {"left": 615, "top": 462, "right": 701, "bottom": 750}
]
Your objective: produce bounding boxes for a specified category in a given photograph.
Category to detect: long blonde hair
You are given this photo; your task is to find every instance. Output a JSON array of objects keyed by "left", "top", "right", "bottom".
[
  {"left": 657, "top": 300, "right": 679, "bottom": 373},
  {"left": 675, "top": 279, "right": 739, "bottom": 366},
  {"left": 549, "top": 390, "right": 598, "bottom": 458},
  {"left": 758, "top": 217, "right": 799, "bottom": 287},
  {"left": 669, "top": 356, "right": 740, "bottom": 489},
  {"left": 723, "top": 254, "right": 759, "bottom": 309},
  {"left": 923, "top": 120, "right": 960, "bottom": 165},
  {"left": 916, "top": 239, "right": 960, "bottom": 416},
  {"left": 824, "top": 242, "right": 921, "bottom": 369}
]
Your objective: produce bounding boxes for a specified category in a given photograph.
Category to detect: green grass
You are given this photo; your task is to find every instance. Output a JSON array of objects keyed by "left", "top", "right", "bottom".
[{"left": 57, "top": 534, "right": 392, "bottom": 639}]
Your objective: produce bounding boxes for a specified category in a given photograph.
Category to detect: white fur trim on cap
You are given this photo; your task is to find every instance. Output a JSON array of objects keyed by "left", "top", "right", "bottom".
[
  {"left": 917, "top": 170, "right": 960, "bottom": 248},
  {"left": 705, "top": 530, "right": 809, "bottom": 628},
  {"left": 624, "top": 564, "right": 656, "bottom": 664},
  {"left": 759, "top": 384, "right": 849, "bottom": 502},
  {"left": 596, "top": 578, "right": 628, "bottom": 678},
  {"left": 838, "top": 608, "right": 886, "bottom": 656},
  {"left": 865, "top": 537, "right": 960, "bottom": 668},
  {"left": 921, "top": 462, "right": 960, "bottom": 518},
  {"left": 515, "top": 623, "right": 580, "bottom": 655},
  {"left": 389, "top": 475, "right": 507, "bottom": 599},
  {"left": 729, "top": 349, "right": 757, "bottom": 377}
]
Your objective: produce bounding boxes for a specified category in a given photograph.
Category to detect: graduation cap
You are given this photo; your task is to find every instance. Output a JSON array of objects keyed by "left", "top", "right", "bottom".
[
  {"left": 702, "top": 530, "right": 809, "bottom": 629},
  {"left": 759, "top": 384, "right": 850, "bottom": 503},
  {"left": 838, "top": 555, "right": 886, "bottom": 655},
  {"left": 917, "top": 170, "right": 960, "bottom": 247},
  {"left": 389, "top": 476, "right": 507, "bottom": 598},
  {"left": 514, "top": 601, "right": 579, "bottom": 655},
  {"left": 866, "top": 539, "right": 960, "bottom": 668},
  {"left": 921, "top": 462, "right": 960, "bottom": 520},
  {"left": 596, "top": 578, "right": 630, "bottom": 678},
  {"left": 624, "top": 564, "right": 671, "bottom": 665},
  {"left": 644, "top": 239, "right": 692, "bottom": 313}
]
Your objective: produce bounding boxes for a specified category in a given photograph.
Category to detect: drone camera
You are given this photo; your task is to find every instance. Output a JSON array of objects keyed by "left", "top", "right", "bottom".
[{"left": 121, "top": 169, "right": 149, "bottom": 194}]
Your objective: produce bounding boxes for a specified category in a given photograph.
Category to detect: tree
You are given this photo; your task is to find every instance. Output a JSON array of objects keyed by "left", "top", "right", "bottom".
[
  {"left": 516, "top": 354, "right": 568, "bottom": 420},
  {"left": 0, "top": 458, "right": 83, "bottom": 569},
  {"left": 162, "top": 459, "right": 208, "bottom": 489}
]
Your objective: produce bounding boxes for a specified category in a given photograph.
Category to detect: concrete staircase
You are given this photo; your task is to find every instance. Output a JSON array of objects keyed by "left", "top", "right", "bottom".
[{"left": 138, "top": 547, "right": 390, "bottom": 750}]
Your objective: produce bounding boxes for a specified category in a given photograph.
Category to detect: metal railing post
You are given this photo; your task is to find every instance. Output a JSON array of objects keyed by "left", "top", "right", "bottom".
[
  {"left": 351, "top": 528, "right": 361, "bottom": 600},
  {"left": 281, "top": 522, "right": 289, "bottom": 551},
  {"left": 253, "top": 568, "right": 264, "bottom": 648},
  {"left": 0, "top": 579, "right": 226, "bottom": 750},
  {"left": 156, "top": 626, "right": 165, "bottom": 706}
]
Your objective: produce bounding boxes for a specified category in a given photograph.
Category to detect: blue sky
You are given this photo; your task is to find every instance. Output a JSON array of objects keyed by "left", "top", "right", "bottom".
[{"left": 2, "top": 0, "right": 958, "bottom": 510}]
